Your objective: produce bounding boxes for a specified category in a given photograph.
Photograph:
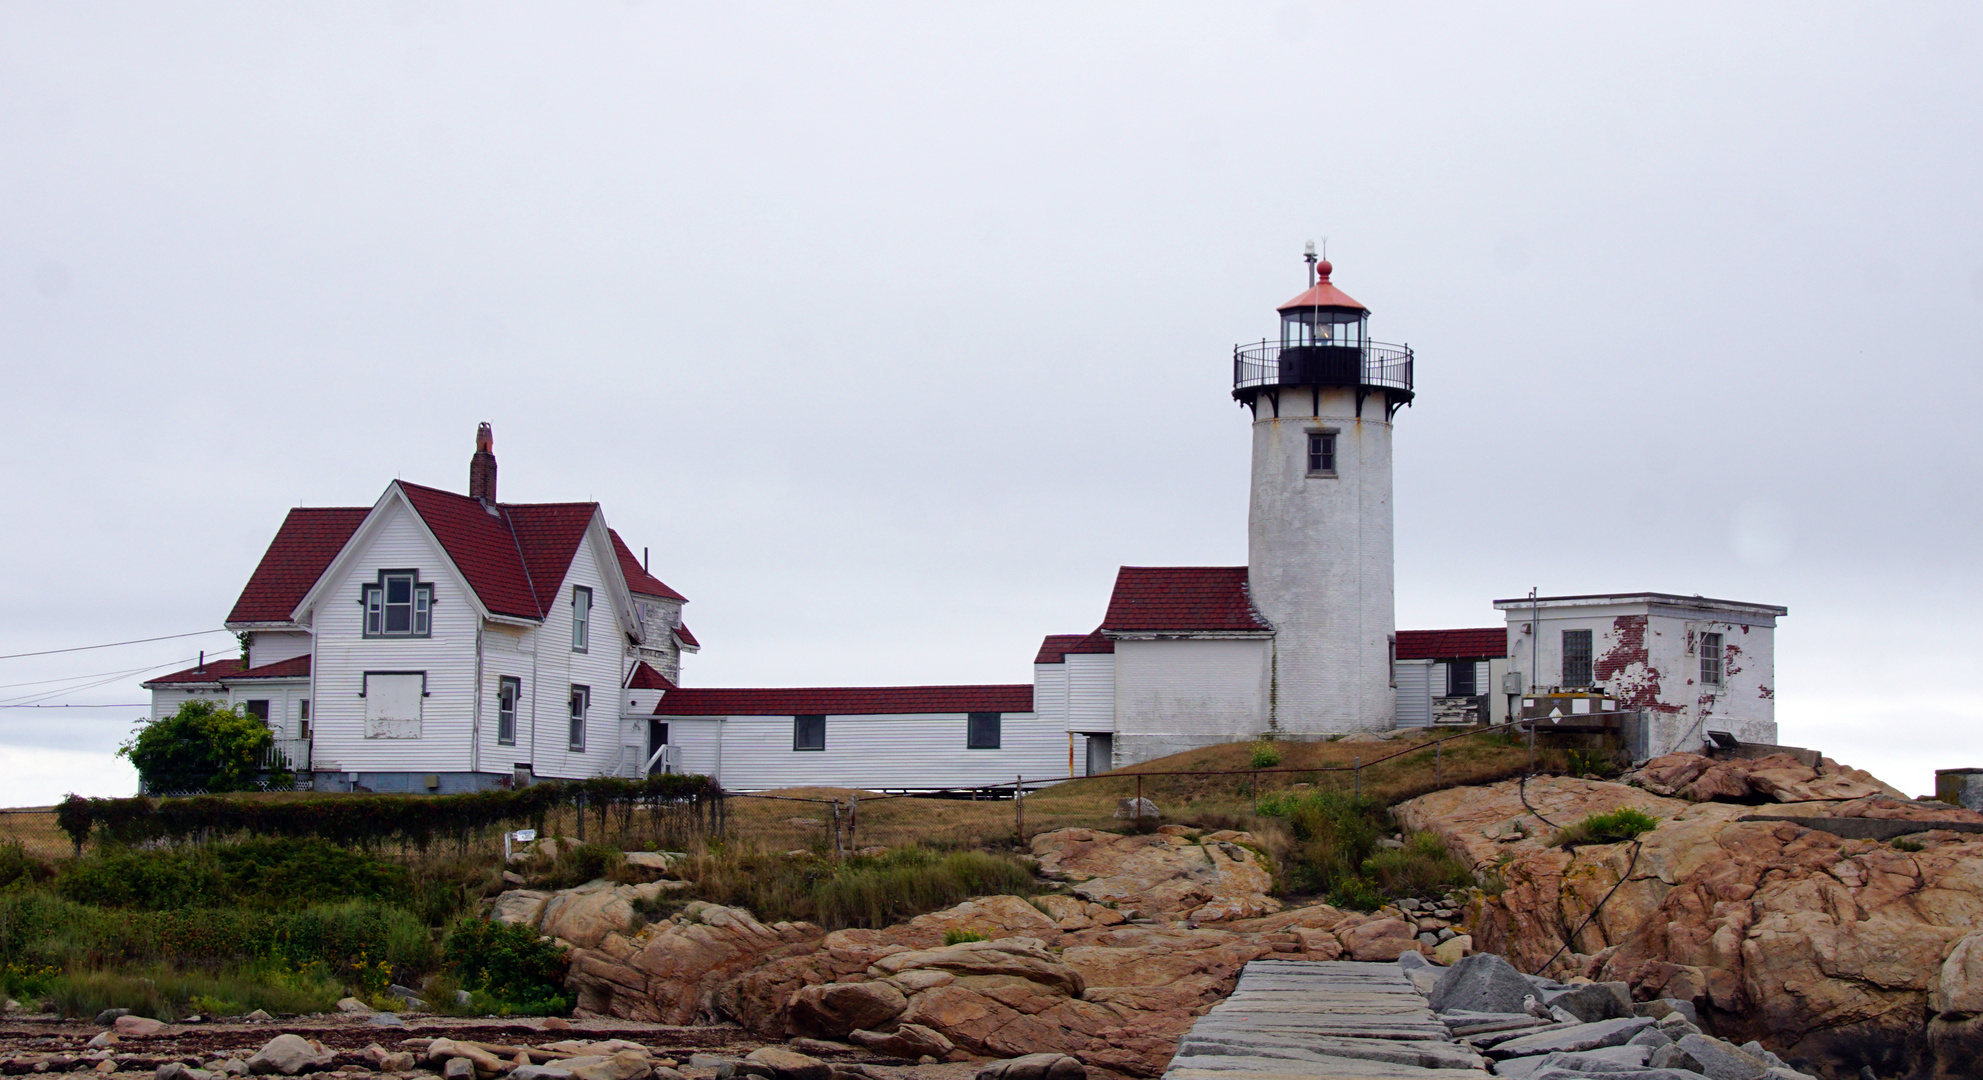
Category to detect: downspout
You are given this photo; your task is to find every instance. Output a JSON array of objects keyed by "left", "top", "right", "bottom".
[{"left": 471, "top": 622, "right": 484, "bottom": 777}]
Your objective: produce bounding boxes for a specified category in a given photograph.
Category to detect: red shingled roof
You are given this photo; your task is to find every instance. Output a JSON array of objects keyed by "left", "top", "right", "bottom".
[
  {"left": 1396, "top": 628, "right": 1507, "bottom": 660},
  {"left": 626, "top": 661, "right": 677, "bottom": 691},
  {"left": 1034, "top": 630, "right": 1115, "bottom": 664},
  {"left": 656, "top": 684, "right": 1032, "bottom": 717},
  {"left": 142, "top": 654, "right": 311, "bottom": 688},
  {"left": 1101, "top": 567, "right": 1272, "bottom": 633},
  {"left": 397, "top": 482, "right": 600, "bottom": 621},
  {"left": 675, "top": 624, "right": 699, "bottom": 649},
  {"left": 227, "top": 508, "right": 369, "bottom": 625},
  {"left": 610, "top": 530, "right": 688, "bottom": 601}
]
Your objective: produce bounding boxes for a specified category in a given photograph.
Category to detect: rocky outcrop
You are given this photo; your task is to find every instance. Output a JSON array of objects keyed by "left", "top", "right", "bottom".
[
  {"left": 559, "top": 827, "right": 1437, "bottom": 1078},
  {"left": 1028, "top": 827, "right": 1280, "bottom": 922},
  {"left": 1396, "top": 768, "right": 1983, "bottom": 1079},
  {"left": 1631, "top": 751, "right": 1909, "bottom": 804}
]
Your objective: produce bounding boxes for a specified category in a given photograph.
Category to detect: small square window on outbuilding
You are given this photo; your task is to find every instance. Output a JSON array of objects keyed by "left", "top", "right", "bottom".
[
  {"left": 1446, "top": 662, "right": 1477, "bottom": 697},
  {"left": 1700, "top": 632, "right": 1724, "bottom": 686},
  {"left": 794, "top": 714, "right": 826, "bottom": 751},
  {"left": 967, "top": 711, "right": 1002, "bottom": 749},
  {"left": 1561, "top": 629, "right": 1594, "bottom": 687}
]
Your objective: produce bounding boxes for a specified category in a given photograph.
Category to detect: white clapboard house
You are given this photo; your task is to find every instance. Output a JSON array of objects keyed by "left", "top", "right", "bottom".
[{"left": 143, "top": 425, "right": 1068, "bottom": 793}]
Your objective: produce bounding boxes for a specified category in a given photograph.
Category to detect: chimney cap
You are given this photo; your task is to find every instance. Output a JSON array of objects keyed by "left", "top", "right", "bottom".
[{"left": 475, "top": 422, "right": 494, "bottom": 454}]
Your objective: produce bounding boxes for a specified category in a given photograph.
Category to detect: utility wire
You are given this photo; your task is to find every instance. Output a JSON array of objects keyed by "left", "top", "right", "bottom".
[{"left": 0, "top": 629, "right": 231, "bottom": 662}]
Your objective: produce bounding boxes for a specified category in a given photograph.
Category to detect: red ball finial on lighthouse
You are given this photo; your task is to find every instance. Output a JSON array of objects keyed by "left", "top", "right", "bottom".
[{"left": 1315, "top": 259, "right": 1332, "bottom": 280}]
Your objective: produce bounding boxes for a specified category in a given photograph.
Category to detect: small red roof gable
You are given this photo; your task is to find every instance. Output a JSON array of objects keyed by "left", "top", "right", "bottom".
[
  {"left": 609, "top": 530, "right": 688, "bottom": 602},
  {"left": 675, "top": 624, "right": 699, "bottom": 648},
  {"left": 1396, "top": 628, "right": 1508, "bottom": 660},
  {"left": 1035, "top": 630, "right": 1116, "bottom": 663},
  {"left": 396, "top": 482, "right": 601, "bottom": 622},
  {"left": 656, "top": 684, "right": 1031, "bottom": 717},
  {"left": 1277, "top": 261, "right": 1367, "bottom": 312},
  {"left": 626, "top": 661, "right": 677, "bottom": 691},
  {"left": 227, "top": 507, "right": 369, "bottom": 625},
  {"left": 1102, "top": 567, "right": 1272, "bottom": 633}
]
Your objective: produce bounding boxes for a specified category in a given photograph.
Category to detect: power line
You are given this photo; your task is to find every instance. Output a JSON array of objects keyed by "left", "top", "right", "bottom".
[
  {"left": 0, "top": 659, "right": 190, "bottom": 692},
  {"left": 0, "top": 629, "right": 233, "bottom": 662},
  {"left": 0, "top": 704, "right": 150, "bottom": 709}
]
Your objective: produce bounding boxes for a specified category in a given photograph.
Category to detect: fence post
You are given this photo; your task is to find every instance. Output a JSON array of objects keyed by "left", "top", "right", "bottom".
[
  {"left": 832, "top": 799, "right": 844, "bottom": 860},
  {"left": 848, "top": 793, "right": 859, "bottom": 854},
  {"left": 1015, "top": 775, "right": 1024, "bottom": 846},
  {"left": 575, "top": 792, "right": 586, "bottom": 842}
]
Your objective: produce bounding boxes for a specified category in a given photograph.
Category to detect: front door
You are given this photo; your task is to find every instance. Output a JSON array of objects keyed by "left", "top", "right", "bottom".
[
  {"left": 646, "top": 720, "right": 670, "bottom": 774},
  {"left": 1085, "top": 734, "right": 1112, "bottom": 777}
]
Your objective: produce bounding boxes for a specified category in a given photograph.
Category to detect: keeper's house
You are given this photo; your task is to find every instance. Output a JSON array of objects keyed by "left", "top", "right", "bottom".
[{"left": 142, "top": 425, "right": 1063, "bottom": 793}]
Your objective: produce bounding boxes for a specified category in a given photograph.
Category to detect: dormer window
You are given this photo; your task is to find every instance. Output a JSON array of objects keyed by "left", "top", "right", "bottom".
[{"left": 362, "top": 570, "right": 433, "bottom": 637}]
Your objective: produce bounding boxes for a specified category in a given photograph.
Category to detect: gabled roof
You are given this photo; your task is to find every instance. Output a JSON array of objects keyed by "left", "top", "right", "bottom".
[
  {"left": 675, "top": 624, "right": 700, "bottom": 649},
  {"left": 1034, "top": 630, "right": 1115, "bottom": 664},
  {"left": 142, "top": 654, "right": 311, "bottom": 688},
  {"left": 655, "top": 684, "right": 1032, "bottom": 717},
  {"left": 396, "top": 482, "right": 595, "bottom": 622},
  {"left": 610, "top": 530, "right": 688, "bottom": 601},
  {"left": 227, "top": 508, "right": 370, "bottom": 625},
  {"left": 1396, "top": 628, "right": 1507, "bottom": 661},
  {"left": 1101, "top": 567, "right": 1272, "bottom": 634},
  {"left": 626, "top": 661, "right": 677, "bottom": 691}
]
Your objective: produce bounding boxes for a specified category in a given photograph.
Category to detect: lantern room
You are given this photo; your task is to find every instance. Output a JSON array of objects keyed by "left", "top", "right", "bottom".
[{"left": 1277, "top": 261, "right": 1368, "bottom": 349}]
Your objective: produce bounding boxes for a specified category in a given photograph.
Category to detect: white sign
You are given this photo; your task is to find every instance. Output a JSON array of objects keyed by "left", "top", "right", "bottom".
[{"left": 512, "top": 829, "right": 537, "bottom": 842}]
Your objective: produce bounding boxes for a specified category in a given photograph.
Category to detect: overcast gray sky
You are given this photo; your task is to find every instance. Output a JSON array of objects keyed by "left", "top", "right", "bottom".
[{"left": 5, "top": 2, "right": 1979, "bottom": 806}]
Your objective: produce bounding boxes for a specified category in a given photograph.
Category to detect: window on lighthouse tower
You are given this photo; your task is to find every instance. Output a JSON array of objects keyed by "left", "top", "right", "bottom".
[{"left": 1306, "top": 430, "right": 1337, "bottom": 476}]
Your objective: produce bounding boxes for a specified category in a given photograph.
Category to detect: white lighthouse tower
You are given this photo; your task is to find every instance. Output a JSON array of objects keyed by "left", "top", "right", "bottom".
[{"left": 1234, "top": 253, "right": 1413, "bottom": 735}]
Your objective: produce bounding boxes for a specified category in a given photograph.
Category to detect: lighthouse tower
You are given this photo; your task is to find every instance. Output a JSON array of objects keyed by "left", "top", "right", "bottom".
[{"left": 1233, "top": 254, "right": 1414, "bottom": 735}]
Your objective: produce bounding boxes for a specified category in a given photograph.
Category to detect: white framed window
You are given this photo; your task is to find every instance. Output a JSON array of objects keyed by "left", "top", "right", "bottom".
[
  {"left": 568, "top": 684, "right": 590, "bottom": 752},
  {"left": 571, "top": 586, "right": 592, "bottom": 653},
  {"left": 498, "top": 676, "right": 520, "bottom": 746},
  {"left": 1306, "top": 430, "right": 1337, "bottom": 476},
  {"left": 362, "top": 570, "right": 433, "bottom": 637},
  {"left": 1700, "top": 632, "right": 1724, "bottom": 687}
]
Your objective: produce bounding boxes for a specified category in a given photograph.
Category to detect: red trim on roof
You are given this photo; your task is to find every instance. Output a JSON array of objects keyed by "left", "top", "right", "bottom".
[
  {"left": 1396, "top": 628, "right": 1507, "bottom": 660},
  {"left": 1101, "top": 567, "right": 1271, "bottom": 633},
  {"left": 142, "top": 654, "right": 310, "bottom": 688},
  {"left": 1034, "top": 630, "right": 1115, "bottom": 664},
  {"left": 1276, "top": 262, "right": 1368, "bottom": 312},
  {"left": 227, "top": 508, "right": 369, "bottom": 624},
  {"left": 674, "top": 624, "right": 699, "bottom": 649},
  {"left": 394, "top": 482, "right": 600, "bottom": 622},
  {"left": 609, "top": 530, "right": 688, "bottom": 602},
  {"left": 626, "top": 661, "right": 677, "bottom": 691},
  {"left": 656, "top": 684, "right": 1031, "bottom": 717}
]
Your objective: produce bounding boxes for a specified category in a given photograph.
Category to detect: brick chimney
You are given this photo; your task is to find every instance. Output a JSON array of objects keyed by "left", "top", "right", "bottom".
[{"left": 469, "top": 422, "right": 497, "bottom": 504}]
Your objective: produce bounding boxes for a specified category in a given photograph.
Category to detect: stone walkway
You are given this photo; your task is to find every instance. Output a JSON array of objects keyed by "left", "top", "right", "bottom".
[{"left": 1163, "top": 960, "right": 1492, "bottom": 1080}]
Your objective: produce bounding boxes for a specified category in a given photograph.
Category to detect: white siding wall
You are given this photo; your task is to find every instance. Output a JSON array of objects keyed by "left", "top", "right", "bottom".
[
  {"left": 1034, "top": 663, "right": 1069, "bottom": 732},
  {"left": 666, "top": 718, "right": 724, "bottom": 779},
  {"left": 311, "top": 500, "right": 481, "bottom": 774},
  {"left": 1112, "top": 638, "right": 1270, "bottom": 766},
  {"left": 1393, "top": 659, "right": 1432, "bottom": 726},
  {"left": 228, "top": 681, "right": 310, "bottom": 740},
  {"left": 479, "top": 522, "right": 631, "bottom": 781},
  {"left": 692, "top": 712, "right": 1062, "bottom": 790},
  {"left": 247, "top": 632, "right": 311, "bottom": 668},
  {"left": 1065, "top": 653, "right": 1115, "bottom": 733},
  {"left": 149, "top": 685, "right": 225, "bottom": 722}
]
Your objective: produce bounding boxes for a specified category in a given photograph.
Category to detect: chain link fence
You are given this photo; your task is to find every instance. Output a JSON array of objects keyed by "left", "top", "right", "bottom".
[{"left": 0, "top": 807, "right": 73, "bottom": 860}]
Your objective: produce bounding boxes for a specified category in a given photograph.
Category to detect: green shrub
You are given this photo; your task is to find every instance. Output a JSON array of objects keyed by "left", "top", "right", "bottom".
[
  {"left": 117, "top": 700, "right": 276, "bottom": 794},
  {"left": 1255, "top": 789, "right": 1381, "bottom": 896},
  {"left": 1894, "top": 838, "right": 1926, "bottom": 853},
  {"left": 688, "top": 846, "right": 1039, "bottom": 930},
  {"left": 44, "top": 962, "right": 341, "bottom": 1021},
  {"left": 1554, "top": 808, "right": 1659, "bottom": 847},
  {"left": 1327, "top": 875, "right": 1384, "bottom": 912},
  {"left": 55, "top": 839, "right": 412, "bottom": 911},
  {"left": 1249, "top": 741, "right": 1283, "bottom": 770},
  {"left": 0, "top": 893, "right": 436, "bottom": 974},
  {"left": 0, "top": 843, "right": 52, "bottom": 892},
  {"left": 442, "top": 919, "right": 569, "bottom": 1015},
  {"left": 943, "top": 929, "right": 987, "bottom": 945},
  {"left": 1362, "top": 833, "right": 1475, "bottom": 897}
]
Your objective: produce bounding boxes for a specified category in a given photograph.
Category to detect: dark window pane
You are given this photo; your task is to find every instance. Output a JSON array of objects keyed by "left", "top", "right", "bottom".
[
  {"left": 1562, "top": 629, "right": 1593, "bottom": 687},
  {"left": 386, "top": 576, "right": 411, "bottom": 604},
  {"left": 794, "top": 714, "right": 826, "bottom": 751},
  {"left": 385, "top": 605, "right": 411, "bottom": 633},
  {"left": 1448, "top": 662, "right": 1477, "bottom": 696},
  {"left": 245, "top": 700, "right": 270, "bottom": 721},
  {"left": 968, "top": 712, "right": 1001, "bottom": 749}
]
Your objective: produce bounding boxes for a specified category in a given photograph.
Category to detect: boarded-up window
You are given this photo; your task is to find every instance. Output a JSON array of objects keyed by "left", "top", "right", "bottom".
[
  {"left": 1561, "top": 630, "right": 1593, "bottom": 688},
  {"left": 967, "top": 712, "right": 1002, "bottom": 750},
  {"left": 364, "top": 672, "right": 425, "bottom": 739},
  {"left": 794, "top": 714, "right": 825, "bottom": 751}
]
